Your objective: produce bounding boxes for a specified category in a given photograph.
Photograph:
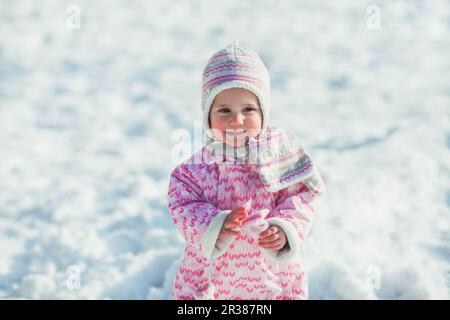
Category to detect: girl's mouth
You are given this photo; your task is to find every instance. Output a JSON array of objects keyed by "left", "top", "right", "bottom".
[{"left": 225, "top": 129, "right": 247, "bottom": 137}]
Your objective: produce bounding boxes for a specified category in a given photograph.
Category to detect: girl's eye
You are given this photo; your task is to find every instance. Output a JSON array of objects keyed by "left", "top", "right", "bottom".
[{"left": 217, "top": 107, "right": 256, "bottom": 114}]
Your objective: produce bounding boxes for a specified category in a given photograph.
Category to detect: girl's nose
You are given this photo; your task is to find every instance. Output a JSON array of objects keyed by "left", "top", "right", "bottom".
[{"left": 229, "top": 113, "right": 244, "bottom": 126}]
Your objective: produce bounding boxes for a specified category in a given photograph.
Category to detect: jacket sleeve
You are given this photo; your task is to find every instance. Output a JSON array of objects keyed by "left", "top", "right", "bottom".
[
  {"left": 167, "top": 164, "right": 232, "bottom": 259},
  {"left": 262, "top": 175, "right": 326, "bottom": 263}
]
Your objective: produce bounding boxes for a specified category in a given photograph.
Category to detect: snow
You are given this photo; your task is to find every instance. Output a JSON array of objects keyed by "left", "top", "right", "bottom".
[{"left": 0, "top": 0, "right": 448, "bottom": 299}]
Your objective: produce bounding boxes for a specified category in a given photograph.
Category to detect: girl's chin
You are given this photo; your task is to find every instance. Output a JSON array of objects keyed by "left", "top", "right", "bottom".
[
  {"left": 213, "top": 132, "right": 260, "bottom": 147},
  {"left": 224, "top": 138, "right": 248, "bottom": 148}
]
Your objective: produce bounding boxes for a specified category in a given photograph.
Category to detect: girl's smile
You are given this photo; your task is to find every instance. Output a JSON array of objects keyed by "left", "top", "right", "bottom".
[{"left": 225, "top": 129, "right": 246, "bottom": 136}]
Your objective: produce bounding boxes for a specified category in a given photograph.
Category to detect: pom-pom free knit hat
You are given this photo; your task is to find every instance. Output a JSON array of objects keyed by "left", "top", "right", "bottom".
[{"left": 201, "top": 41, "right": 271, "bottom": 135}]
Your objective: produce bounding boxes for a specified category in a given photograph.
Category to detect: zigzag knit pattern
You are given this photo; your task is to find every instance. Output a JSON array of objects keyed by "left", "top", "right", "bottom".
[{"left": 167, "top": 144, "right": 324, "bottom": 300}]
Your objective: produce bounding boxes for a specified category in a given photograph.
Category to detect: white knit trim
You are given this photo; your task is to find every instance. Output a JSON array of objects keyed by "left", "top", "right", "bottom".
[
  {"left": 202, "top": 80, "right": 270, "bottom": 136},
  {"left": 201, "top": 210, "right": 233, "bottom": 261},
  {"left": 259, "top": 217, "right": 301, "bottom": 263}
]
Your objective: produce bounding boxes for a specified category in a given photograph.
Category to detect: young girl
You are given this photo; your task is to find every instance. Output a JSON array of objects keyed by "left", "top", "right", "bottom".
[{"left": 167, "top": 42, "right": 326, "bottom": 300}]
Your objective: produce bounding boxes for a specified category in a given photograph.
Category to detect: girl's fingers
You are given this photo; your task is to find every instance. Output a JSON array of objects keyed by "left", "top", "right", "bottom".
[
  {"left": 233, "top": 206, "right": 247, "bottom": 214},
  {"left": 224, "top": 220, "right": 242, "bottom": 230},
  {"left": 259, "top": 236, "right": 283, "bottom": 247},
  {"left": 226, "top": 229, "right": 240, "bottom": 236},
  {"left": 259, "top": 226, "right": 278, "bottom": 239},
  {"left": 259, "top": 233, "right": 280, "bottom": 243},
  {"left": 227, "top": 212, "right": 246, "bottom": 225},
  {"left": 258, "top": 239, "right": 284, "bottom": 249},
  {"left": 223, "top": 220, "right": 242, "bottom": 235},
  {"left": 222, "top": 229, "right": 240, "bottom": 238},
  {"left": 231, "top": 210, "right": 246, "bottom": 220}
]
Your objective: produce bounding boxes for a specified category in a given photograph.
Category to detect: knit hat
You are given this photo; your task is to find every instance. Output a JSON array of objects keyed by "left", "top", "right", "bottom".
[{"left": 201, "top": 41, "right": 271, "bottom": 136}]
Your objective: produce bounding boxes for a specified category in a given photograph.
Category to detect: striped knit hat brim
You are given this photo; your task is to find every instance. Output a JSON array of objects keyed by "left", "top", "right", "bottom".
[{"left": 201, "top": 42, "right": 271, "bottom": 137}]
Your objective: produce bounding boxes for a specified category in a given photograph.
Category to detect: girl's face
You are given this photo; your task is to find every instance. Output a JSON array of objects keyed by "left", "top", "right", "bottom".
[{"left": 209, "top": 88, "right": 263, "bottom": 147}]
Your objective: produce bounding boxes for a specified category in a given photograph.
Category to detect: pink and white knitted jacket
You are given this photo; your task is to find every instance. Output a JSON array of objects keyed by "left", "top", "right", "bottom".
[{"left": 167, "top": 127, "right": 325, "bottom": 300}]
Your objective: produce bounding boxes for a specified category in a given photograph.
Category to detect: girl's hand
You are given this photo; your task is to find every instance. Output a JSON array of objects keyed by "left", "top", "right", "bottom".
[
  {"left": 217, "top": 206, "right": 248, "bottom": 241},
  {"left": 258, "top": 225, "right": 287, "bottom": 250}
]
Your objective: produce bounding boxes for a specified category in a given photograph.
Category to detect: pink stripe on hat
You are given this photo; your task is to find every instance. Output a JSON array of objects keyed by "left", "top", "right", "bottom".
[
  {"left": 203, "top": 75, "right": 267, "bottom": 90},
  {"left": 203, "top": 63, "right": 260, "bottom": 77}
]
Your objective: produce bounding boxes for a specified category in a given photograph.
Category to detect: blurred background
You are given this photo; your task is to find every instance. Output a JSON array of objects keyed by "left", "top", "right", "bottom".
[{"left": 0, "top": 0, "right": 448, "bottom": 299}]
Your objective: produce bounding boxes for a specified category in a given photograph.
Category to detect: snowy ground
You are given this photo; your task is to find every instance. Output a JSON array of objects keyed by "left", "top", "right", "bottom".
[{"left": 0, "top": 0, "right": 448, "bottom": 299}]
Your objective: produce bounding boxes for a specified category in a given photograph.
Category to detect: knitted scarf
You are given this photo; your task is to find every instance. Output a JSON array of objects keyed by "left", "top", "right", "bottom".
[{"left": 204, "top": 127, "right": 325, "bottom": 195}]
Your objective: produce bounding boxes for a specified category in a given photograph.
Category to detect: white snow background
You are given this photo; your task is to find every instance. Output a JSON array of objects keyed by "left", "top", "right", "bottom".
[{"left": 0, "top": 0, "right": 448, "bottom": 299}]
